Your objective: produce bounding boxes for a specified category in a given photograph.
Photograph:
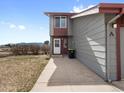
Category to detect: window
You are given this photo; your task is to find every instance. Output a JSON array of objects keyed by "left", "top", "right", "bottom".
[
  {"left": 61, "top": 17, "right": 66, "bottom": 28},
  {"left": 55, "top": 40, "right": 60, "bottom": 47},
  {"left": 55, "top": 16, "right": 67, "bottom": 28},
  {"left": 55, "top": 17, "right": 60, "bottom": 28}
]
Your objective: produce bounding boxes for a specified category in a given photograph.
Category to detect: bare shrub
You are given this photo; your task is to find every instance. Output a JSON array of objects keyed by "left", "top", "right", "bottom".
[
  {"left": 20, "top": 45, "right": 29, "bottom": 55},
  {"left": 29, "top": 45, "right": 40, "bottom": 55},
  {"left": 11, "top": 45, "right": 41, "bottom": 55},
  {"left": 41, "top": 44, "right": 50, "bottom": 55},
  {"left": 11, "top": 45, "right": 21, "bottom": 55}
]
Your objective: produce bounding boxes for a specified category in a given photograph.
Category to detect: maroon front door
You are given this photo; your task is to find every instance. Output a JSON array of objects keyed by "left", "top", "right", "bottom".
[{"left": 61, "top": 38, "right": 68, "bottom": 54}]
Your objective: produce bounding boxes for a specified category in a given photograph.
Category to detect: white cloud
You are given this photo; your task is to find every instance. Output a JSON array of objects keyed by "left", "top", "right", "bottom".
[
  {"left": 9, "top": 24, "right": 17, "bottom": 29},
  {"left": 18, "top": 25, "right": 26, "bottom": 30},
  {"left": 76, "top": 0, "right": 80, "bottom": 2},
  {"left": 0, "top": 21, "right": 26, "bottom": 30},
  {"left": 71, "top": 4, "right": 95, "bottom": 13},
  {"left": 9, "top": 24, "right": 26, "bottom": 30},
  {"left": 71, "top": 5, "right": 83, "bottom": 13}
]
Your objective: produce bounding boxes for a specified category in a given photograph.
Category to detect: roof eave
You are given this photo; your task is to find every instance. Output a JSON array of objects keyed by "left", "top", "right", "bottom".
[
  {"left": 71, "top": 6, "right": 99, "bottom": 19},
  {"left": 44, "top": 12, "right": 77, "bottom": 16},
  {"left": 45, "top": 3, "right": 124, "bottom": 18},
  {"left": 71, "top": 3, "right": 124, "bottom": 19}
]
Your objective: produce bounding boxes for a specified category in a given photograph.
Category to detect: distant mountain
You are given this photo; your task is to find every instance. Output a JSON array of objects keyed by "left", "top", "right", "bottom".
[
  {"left": 16, "top": 42, "right": 43, "bottom": 46},
  {"left": 0, "top": 42, "right": 43, "bottom": 48},
  {"left": 0, "top": 45, "right": 9, "bottom": 48}
]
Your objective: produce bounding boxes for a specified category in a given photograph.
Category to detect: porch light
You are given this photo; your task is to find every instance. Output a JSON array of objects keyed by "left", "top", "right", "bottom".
[{"left": 112, "top": 23, "right": 117, "bottom": 28}]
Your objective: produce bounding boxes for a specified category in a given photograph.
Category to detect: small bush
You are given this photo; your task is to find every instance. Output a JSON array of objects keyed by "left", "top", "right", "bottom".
[
  {"left": 29, "top": 45, "right": 40, "bottom": 55},
  {"left": 41, "top": 44, "right": 50, "bottom": 55},
  {"left": 11, "top": 45, "right": 41, "bottom": 55},
  {"left": 11, "top": 45, "right": 20, "bottom": 55}
]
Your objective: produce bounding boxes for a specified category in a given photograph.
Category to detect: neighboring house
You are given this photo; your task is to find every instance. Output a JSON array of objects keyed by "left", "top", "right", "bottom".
[{"left": 45, "top": 3, "right": 124, "bottom": 81}]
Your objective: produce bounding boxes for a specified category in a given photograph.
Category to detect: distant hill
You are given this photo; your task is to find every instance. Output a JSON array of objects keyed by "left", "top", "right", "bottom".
[
  {"left": 0, "top": 42, "right": 43, "bottom": 48},
  {"left": 16, "top": 42, "right": 43, "bottom": 46}
]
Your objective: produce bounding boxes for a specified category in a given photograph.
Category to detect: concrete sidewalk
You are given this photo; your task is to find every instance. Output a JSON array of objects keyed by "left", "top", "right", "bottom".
[
  {"left": 112, "top": 81, "right": 124, "bottom": 91},
  {"left": 31, "top": 57, "right": 122, "bottom": 92}
]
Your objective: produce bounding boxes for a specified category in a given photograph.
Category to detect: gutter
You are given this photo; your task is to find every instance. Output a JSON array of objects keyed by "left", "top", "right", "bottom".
[
  {"left": 106, "top": 12, "right": 123, "bottom": 82},
  {"left": 108, "top": 14, "right": 122, "bottom": 24}
]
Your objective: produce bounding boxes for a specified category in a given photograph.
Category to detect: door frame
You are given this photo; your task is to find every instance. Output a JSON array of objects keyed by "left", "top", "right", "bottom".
[
  {"left": 53, "top": 38, "right": 61, "bottom": 54},
  {"left": 116, "top": 17, "right": 124, "bottom": 81},
  {"left": 116, "top": 23, "right": 121, "bottom": 80},
  {"left": 120, "top": 27, "right": 124, "bottom": 79}
]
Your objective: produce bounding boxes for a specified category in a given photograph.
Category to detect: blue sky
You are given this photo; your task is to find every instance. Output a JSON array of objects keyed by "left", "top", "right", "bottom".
[{"left": 0, "top": 0, "right": 124, "bottom": 45}]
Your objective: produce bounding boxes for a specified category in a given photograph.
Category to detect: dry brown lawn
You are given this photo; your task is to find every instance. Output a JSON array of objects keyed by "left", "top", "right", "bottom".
[{"left": 0, "top": 55, "right": 49, "bottom": 92}]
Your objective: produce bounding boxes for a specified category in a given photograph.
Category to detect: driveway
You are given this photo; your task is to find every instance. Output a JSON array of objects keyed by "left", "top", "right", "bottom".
[{"left": 31, "top": 56, "right": 121, "bottom": 92}]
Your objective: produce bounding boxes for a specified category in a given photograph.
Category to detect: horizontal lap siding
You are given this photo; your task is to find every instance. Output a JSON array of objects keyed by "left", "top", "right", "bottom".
[
  {"left": 72, "top": 14, "right": 106, "bottom": 79},
  {"left": 50, "top": 16, "right": 54, "bottom": 35},
  {"left": 68, "top": 18, "right": 73, "bottom": 36}
]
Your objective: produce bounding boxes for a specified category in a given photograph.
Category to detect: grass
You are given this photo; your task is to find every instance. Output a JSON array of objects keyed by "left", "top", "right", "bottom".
[{"left": 0, "top": 55, "right": 49, "bottom": 92}]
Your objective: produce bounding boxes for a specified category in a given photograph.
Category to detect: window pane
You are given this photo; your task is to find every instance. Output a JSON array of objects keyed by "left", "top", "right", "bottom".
[
  {"left": 61, "top": 17, "right": 66, "bottom": 28},
  {"left": 55, "top": 40, "right": 59, "bottom": 47},
  {"left": 55, "top": 17, "right": 60, "bottom": 28}
]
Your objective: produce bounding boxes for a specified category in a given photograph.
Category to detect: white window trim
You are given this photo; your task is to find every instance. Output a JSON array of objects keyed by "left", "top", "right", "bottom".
[{"left": 54, "top": 16, "right": 67, "bottom": 28}]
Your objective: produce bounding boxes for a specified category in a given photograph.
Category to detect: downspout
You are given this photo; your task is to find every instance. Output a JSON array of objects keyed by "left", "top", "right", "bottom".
[{"left": 106, "top": 13, "right": 122, "bottom": 82}]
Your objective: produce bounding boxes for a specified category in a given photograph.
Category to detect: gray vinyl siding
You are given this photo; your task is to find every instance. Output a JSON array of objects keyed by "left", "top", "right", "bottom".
[
  {"left": 105, "top": 14, "right": 117, "bottom": 80},
  {"left": 68, "top": 37, "right": 74, "bottom": 49},
  {"left": 68, "top": 17, "right": 74, "bottom": 49},
  {"left": 50, "top": 37, "right": 53, "bottom": 55},
  {"left": 72, "top": 14, "right": 106, "bottom": 79},
  {"left": 50, "top": 16, "right": 54, "bottom": 35},
  {"left": 68, "top": 18, "right": 73, "bottom": 36}
]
